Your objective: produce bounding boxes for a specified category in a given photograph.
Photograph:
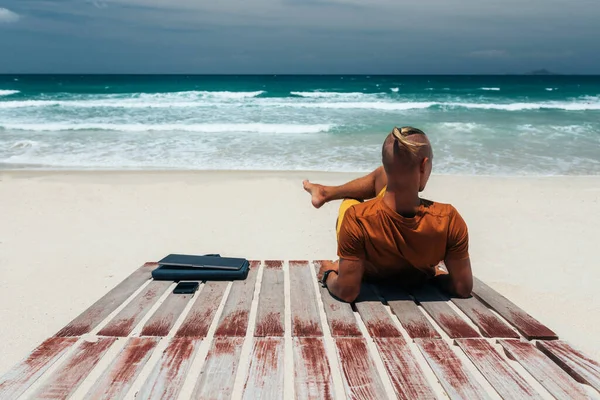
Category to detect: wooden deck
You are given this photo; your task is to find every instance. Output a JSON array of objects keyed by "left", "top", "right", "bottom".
[{"left": 1, "top": 260, "right": 599, "bottom": 399}]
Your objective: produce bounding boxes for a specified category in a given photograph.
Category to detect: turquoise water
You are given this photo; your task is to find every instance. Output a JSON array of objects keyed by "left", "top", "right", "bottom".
[{"left": 1, "top": 75, "right": 599, "bottom": 175}]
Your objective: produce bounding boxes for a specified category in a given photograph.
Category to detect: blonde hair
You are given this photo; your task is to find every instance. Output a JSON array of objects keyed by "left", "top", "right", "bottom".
[
  {"left": 382, "top": 126, "right": 431, "bottom": 172},
  {"left": 391, "top": 126, "right": 428, "bottom": 156}
]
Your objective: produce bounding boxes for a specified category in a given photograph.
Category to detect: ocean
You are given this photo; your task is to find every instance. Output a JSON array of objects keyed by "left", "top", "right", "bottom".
[{"left": 1, "top": 75, "right": 599, "bottom": 175}]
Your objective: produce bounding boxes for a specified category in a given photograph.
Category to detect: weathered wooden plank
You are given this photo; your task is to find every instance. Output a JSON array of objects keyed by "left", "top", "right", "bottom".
[
  {"left": 377, "top": 284, "right": 440, "bottom": 339},
  {"left": 499, "top": 339, "right": 591, "bottom": 399},
  {"left": 97, "top": 280, "right": 171, "bottom": 337},
  {"left": 374, "top": 338, "right": 436, "bottom": 400},
  {"left": 138, "top": 337, "right": 202, "bottom": 400},
  {"left": 32, "top": 337, "right": 117, "bottom": 400},
  {"left": 192, "top": 337, "right": 245, "bottom": 400},
  {"left": 242, "top": 337, "right": 285, "bottom": 400},
  {"left": 456, "top": 338, "right": 543, "bottom": 399},
  {"left": 141, "top": 291, "right": 193, "bottom": 336},
  {"left": 415, "top": 338, "right": 492, "bottom": 400},
  {"left": 176, "top": 281, "right": 229, "bottom": 338},
  {"left": 335, "top": 337, "right": 388, "bottom": 400},
  {"left": 290, "top": 260, "right": 323, "bottom": 337},
  {"left": 293, "top": 337, "right": 335, "bottom": 400},
  {"left": 313, "top": 260, "right": 362, "bottom": 337},
  {"left": 84, "top": 337, "right": 159, "bottom": 400},
  {"left": 536, "top": 340, "right": 600, "bottom": 393},
  {"left": 0, "top": 337, "right": 77, "bottom": 399},
  {"left": 214, "top": 260, "right": 260, "bottom": 337},
  {"left": 55, "top": 263, "right": 156, "bottom": 337},
  {"left": 412, "top": 285, "right": 480, "bottom": 338},
  {"left": 354, "top": 284, "right": 402, "bottom": 338},
  {"left": 473, "top": 277, "right": 558, "bottom": 340},
  {"left": 451, "top": 296, "right": 519, "bottom": 338},
  {"left": 254, "top": 260, "right": 285, "bottom": 337}
]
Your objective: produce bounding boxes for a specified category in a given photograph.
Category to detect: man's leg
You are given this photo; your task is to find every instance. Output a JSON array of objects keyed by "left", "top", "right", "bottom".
[{"left": 303, "top": 166, "right": 387, "bottom": 209}]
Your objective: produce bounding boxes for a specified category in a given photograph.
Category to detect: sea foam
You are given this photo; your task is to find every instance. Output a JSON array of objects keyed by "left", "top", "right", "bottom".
[{"left": 0, "top": 122, "right": 334, "bottom": 134}]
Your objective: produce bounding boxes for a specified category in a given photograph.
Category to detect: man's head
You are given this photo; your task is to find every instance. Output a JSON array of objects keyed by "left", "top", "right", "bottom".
[{"left": 382, "top": 126, "right": 433, "bottom": 192}]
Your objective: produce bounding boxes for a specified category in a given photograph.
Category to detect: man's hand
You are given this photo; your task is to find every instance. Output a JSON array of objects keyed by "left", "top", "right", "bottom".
[
  {"left": 317, "top": 260, "right": 339, "bottom": 281},
  {"left": 436, "top": 257, "right": 473, "bottom": 298},
  {"left": 319, "top": 258, "right": 365, "bottom": 303}
]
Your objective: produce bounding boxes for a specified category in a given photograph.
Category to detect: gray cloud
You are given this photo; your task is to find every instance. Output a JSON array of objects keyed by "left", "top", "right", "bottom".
[
  {"left": 0, "top": 0, "right": 598, "bottom": 73},
  {"left": 469, "top": 50, "right": 510, "bottom": 59},
  {"left": 0, "top": 7, "right": 19, "bottom": 23}
]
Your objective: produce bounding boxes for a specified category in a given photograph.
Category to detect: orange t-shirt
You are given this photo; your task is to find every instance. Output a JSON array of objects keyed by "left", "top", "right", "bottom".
[{"left": 337, "top": 197, "right": 469, "bottom": 283}]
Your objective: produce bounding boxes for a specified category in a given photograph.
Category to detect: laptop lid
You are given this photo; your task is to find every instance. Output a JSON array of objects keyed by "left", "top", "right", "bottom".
[{"left": 158, "top": 254, "right": 247, "bottom": 271}]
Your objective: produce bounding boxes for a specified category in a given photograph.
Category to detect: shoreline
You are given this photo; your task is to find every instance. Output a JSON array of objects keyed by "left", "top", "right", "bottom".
[
  {"left": 3, "top": 168, "right": 600, "bottom": 179},
  {"left": 0, "top": 171, "right": 599, "bottom": 374}
]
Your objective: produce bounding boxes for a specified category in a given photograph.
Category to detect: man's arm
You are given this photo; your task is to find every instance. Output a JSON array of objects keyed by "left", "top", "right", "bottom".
[
  {"left": 317, "top": 258, "right": 365, "bottom": 302},
  {"left": 435, "top": 257, "right": 473, "bottom": 298}
]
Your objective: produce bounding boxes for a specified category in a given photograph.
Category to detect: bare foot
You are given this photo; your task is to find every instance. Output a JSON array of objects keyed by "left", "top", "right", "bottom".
[{"left": 302, "top": 180, "right": 328, "bottom": 209}]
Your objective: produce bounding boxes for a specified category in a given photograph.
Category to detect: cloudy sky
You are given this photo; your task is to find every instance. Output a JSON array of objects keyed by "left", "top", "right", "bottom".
[{"left": 0, "top": 0, "right": 598, "bottom": 74}]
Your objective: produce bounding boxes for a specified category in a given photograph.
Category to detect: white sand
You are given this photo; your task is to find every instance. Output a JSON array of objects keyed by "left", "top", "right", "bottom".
[{"left": 0, "top": 171, "right": 599, "bottom": 375}]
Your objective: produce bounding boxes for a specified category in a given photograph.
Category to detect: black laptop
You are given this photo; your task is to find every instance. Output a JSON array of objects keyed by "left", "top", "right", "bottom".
[{"left": 151, "top": 254, "right": 250, "bottom": 281}]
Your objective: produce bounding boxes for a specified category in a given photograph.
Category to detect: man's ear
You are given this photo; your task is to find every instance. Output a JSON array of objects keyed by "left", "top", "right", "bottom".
[{"left": 420, "top": 157, "right": 429, "bottom": 173}]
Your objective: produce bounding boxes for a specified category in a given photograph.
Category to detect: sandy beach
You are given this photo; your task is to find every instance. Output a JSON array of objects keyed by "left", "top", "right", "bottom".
[{"left": 0, "top": 170, "right": 599, "bottom": 376}]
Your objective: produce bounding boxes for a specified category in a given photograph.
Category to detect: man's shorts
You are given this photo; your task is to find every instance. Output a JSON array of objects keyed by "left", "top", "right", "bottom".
[{"left": 336, "top": 186, "right": 387, "bottom": 240}]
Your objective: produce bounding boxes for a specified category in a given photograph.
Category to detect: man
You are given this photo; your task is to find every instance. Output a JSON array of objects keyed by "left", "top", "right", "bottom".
[{"left": 303, "top": 126, "right": 472, "bottom": 302}]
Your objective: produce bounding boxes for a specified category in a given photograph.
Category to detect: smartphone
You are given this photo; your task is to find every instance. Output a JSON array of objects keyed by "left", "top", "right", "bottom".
[{"left": 173, "top": 281, "right": 199, "bottom": 294}]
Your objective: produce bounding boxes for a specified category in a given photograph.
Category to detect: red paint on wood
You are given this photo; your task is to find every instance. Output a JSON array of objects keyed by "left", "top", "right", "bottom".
[
  {"left": 176, "top": 307, "right": 217, "bottom": 338},
  {"left": 108, "top": 339, "right": 156, "bottom": 383},
  {"left": 335, "top": 338, "right": 387, "bottom": 399},
  {"left": 294, "top": 338, "right": 334, "bottom": 400},
  {"left": 211, "top": 337, "right": 238, "bottom": 356},
  {"left": 451, "top": 295, "right": 518, "bottom": 338},
  {"left": 354, "top": 284, "right": 402, "bottom": 338},
  {"left": 536, "top": 340, "right": 600, "bottom": 392},
  {"left": 34, "top": 338, "right": 117, "bottom": 400},
  {"left": 290, "top": 260, "right": 323, "bottom": 337},
  {"left": 255, "top": 311, "right": 285, "bottom": 337},
  {"left": 99, "top": 319, "right": 137, "bottom": 338},
  {"left": 0, "top": 337, "right": 77, "bottom": 399},
  {"left": 289, "top": 260, "right": 310, "bottom": 267},
  {"left": 214, "top": 262, "right": 259, "bottom": 337},
  {"left": 412, "top": 285, "right": 480, "bottom": 338},
  {"left": 215, "top": 310, "right": 250, "bottom": 337},
  {"left": 85, "top": 337, "right": 158, "bottom": 400},
  {"left": 141, "top": 320, "right": 171, "bottom": 337},
  {"left": 141, "top": 292, "right": 192, "bottom": 337},
  {"left": 264, "top": 260, "right": 283, "bottom": 269},
  {"left": 255, "top": 262, "right": 284, "bottom": 337},
  {"left": 498, "top": 339, "right": 589, "bottom": 400},
  {"left": 456, "top": 338, "right": 542, "bottom": 399},
  {"left": 176, "top": 281, "right": 228, "bottom": 337},
  {"left": 193, "top": 337, "right": 244, "bottom": 399},
  {"left": 471, "top": 308, "right": 519, "bottom": 338},
  {"left": 472, "top": 277, "right": 557, "bottom": 340},
  {"left": 415, "top": 338, "right": 491, "bottom": 399},
  {"left": 368, "top": 320, "right": 402, "bottom": 338},
  {"left": 374, "top": 338, "right": 436, "bottom": 400},
  {"left": 293, "top": 317, "right": 322, "bottom": 337},
  {"left": 437, "top": 313, "right": 481, "bottom": 338},
  {"left": 377, "top": 284, "right": 441, "bottom": 339},
  {"left": 330, "top": 320, "right": 362, "bottom": 337},
  {"left": 255, "top": 338, "right": 281, "bottom": 370},
  {"left": 97, "top": 280, "right": 171, "bottom": 337},
  {"left": 55, "top": 263, "right": 154, "bottom": 337},
  {"left": 139, "top": 337, "right": 202, "bottom": 400},
  {"left": 242, "top": 338, "right": 284, "bottom": 399},
  {"left": 404, "top": 322, "right": 440, "bottom": 339},
  {"left": 313, "top": 260, "right": 362, "bottom": 337},
  {"left": 508, "top": 309, "right": 558, "bottom": 340}
]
